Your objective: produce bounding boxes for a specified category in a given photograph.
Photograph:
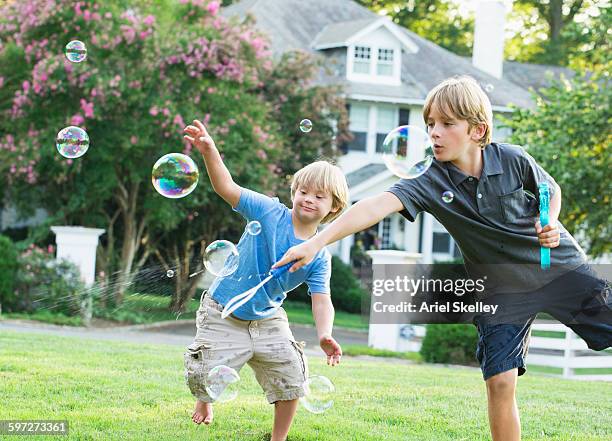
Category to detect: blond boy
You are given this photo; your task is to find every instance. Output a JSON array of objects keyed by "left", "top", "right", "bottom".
[
  {"left": 183, "top": 120, "right": 348, "bottom": 441},
  {"left": 273, "top": 76, "right": 611, "bottom": 441}
]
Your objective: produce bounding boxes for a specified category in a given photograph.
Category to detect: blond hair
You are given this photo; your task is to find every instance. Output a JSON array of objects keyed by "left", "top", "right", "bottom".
[
  {"left": 290, "top": 160, "right": 349, "bottom": 224},
  {"left": 423, "top": 75, "right": 493, "bottom": 147}
]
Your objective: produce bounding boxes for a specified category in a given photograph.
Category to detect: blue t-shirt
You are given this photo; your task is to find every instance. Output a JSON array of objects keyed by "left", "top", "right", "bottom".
[{"left": 209, "top": 188, "right": 332, "bottom": 320}]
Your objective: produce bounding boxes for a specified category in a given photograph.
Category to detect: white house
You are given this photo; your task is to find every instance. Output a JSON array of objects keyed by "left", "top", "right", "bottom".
[{"left": 222, "top": 0, "right": 575, "bottom": 265}]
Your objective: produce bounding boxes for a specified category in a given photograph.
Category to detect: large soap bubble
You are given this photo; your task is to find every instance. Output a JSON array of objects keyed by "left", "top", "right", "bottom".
[
  {"left": 152, "top": 153, "right": 199, "bottom": 199},
  {"left": 381, "top": 125, "right": 433, "bottom": 179}
]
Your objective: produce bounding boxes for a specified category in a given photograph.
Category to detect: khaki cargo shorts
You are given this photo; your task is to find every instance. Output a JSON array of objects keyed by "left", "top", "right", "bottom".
[{"left": 184, "top": 291, "right": 308, "bottom": 404}]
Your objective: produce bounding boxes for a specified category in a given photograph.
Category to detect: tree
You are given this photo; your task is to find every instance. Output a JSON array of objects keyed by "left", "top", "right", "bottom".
[
  {"left": 502, "top": 66, "right": 611, "bottom": 257},
  {"left": 355, "top": 0, "right": 474, "bottom": 56},
  {"left": 0, "top": 0, "right": 348, "bottom": 312}
]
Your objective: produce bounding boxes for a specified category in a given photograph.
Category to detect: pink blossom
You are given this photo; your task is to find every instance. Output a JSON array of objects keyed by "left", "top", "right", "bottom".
[
  {"left": 47, "top": 245, "right": 55, "bottom": 254},
  {"left": 80, "top": 99, "right": 94, "bottom": 118},
  {"left": 203, "top": 113, "right": 211, "bottom": 125},
  {"left": 104, "top": 12, "right": 112, "bottom": 19},
  {"left": 162, "top": 107, "right": 170, "bottom": 116},
  {"left": 228, "top": 118, "right": 236, "bottom": 125},
  {"left": 22, "top": 80, "right": 30, "bottom": 92},
  {"left": 120, "top": 25, "right": 136, "bottom": 44},
  {"left": 256, "top": 149, "right": 267, "bottom": 160},
  {"left": 187, "top": 214, "right": 194, "bottom": 221},
  {"left": 130, "top": 136, "right": 138, "bottom": 145},
  {"left": 149, "top": 106, "right": 159, "bottom": 116},
  {"left": 207, "top": 1, "right": 220, "bottom": 16},
  {"left": 71, "top": 114, "right": 85, "bottom": 125},
  {"left": 66, "top": 159, "right": 73, "bottom": 165},
  {"left": 0, "top": 77, "right": 4, "bottom": 88},
  {"left": 143, "top": 15, "right": 155, "bottom": 26},
  {"left": 173, "top": 114, "right": 185, "bottom": 127},
  {"left": 207, "top": 87, "right": 216, "bottom": 94},
  {"left": 83, "top": 10, "right": 91, "bottom": 21}
]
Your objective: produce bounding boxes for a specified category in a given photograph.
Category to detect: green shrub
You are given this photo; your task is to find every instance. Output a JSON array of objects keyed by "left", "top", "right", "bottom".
[
  {"left": 288, "top": 256, "right": 367, "bottom": 314},
  {"left": 0, "top": 235, "right": 19, "bottom": 310},
  {"left": 12, "top": 244, "right": 86, "bottom": 316},
  {"left": 420, "top": 324, "right": 479, "bottom": 366}
]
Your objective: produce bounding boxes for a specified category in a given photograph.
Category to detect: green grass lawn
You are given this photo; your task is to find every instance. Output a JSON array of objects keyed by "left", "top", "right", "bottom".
[
  {"left": 3, "top": 294, "right": 369, "bottom": 331},
  {"left": 1, "top": 332, "right": 610, "bottom": 441}
]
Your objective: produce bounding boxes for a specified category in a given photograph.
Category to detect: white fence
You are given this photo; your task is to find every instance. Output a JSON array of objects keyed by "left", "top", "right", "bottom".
[{"left": 526, "top": 323, "right": 612, "bottom": 381}]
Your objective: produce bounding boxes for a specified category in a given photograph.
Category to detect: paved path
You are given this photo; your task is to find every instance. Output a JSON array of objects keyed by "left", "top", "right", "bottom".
[{"left": 0, "top": 319, "right": 368, "bottom": 357}]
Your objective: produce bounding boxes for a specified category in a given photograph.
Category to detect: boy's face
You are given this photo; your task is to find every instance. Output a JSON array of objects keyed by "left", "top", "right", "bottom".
[
  {"left": 426, "top": 104, "right": 484, "bottom": 162},
  {"left": 292, "top": 185, "right": 337, "bottom": 224}
]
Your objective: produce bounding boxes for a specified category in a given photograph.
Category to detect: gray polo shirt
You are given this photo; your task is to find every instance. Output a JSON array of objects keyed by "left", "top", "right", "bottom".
[{"left": 387, "top": 142, "right": 587, "bottom": 293}]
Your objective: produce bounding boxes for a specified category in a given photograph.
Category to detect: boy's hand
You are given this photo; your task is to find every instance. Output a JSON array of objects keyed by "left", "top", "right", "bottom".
[
  {"left": 319, "top": 334, "right": 342, "bottom": 366},
  {"left": 535, "top": 220, "right": 560, "bottom": 248},
  {"left": 272, "top": 240, "right": 320, "bottom": 273},
  {"left": 183, "top": 119, "right": 215, "bottom": 154}
]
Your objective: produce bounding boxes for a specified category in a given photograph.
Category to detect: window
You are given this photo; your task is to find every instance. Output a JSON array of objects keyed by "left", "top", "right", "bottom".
[
  {"left": 377, "top": 48, "right": 394, "bottom": 76},
  {"left": 431, "top": 218, "right": 455, "bottom": 255},
  {"left": 381, "top": 218, "right": 392, "bottom": 249},
  {"left": 347, "top": 104, "right": 369, "bottom": 152},
  {"left": 353, "top": 46, "right": 371, "bottom": 74},
  {"left": 375, "top": 107, "right": 396, "bottom": 153}
]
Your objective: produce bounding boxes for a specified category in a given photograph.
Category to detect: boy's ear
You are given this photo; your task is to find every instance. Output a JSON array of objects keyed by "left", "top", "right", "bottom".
[{"left": 469, "top": 123, "right": 486, "bottom": 143}]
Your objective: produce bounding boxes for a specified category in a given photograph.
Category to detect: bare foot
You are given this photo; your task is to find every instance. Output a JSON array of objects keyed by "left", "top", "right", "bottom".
[{"left": 192, "top": 400, "right": 213, "bottom": 425}]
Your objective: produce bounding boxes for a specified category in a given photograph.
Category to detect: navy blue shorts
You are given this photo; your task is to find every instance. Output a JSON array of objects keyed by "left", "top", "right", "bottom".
[{"left": 473, "top": 264, "right": 612, "bottom": 380}]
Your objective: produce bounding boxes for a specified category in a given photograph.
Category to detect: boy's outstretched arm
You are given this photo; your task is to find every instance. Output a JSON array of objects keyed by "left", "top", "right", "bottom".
[
  {"left": 311, "top": 294, "right": 341, "bottom": 366},
  {"left": 273, "top": 192, "right": 404, "bottom": 272},
  {"left": 184, "top": 119, "right": 241, "bottom": 208}
]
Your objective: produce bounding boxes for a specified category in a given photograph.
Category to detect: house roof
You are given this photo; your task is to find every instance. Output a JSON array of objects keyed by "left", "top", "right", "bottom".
[
  {"left": 502, "top": 60, "right": 576, "bottom": 92},
  {"left": 222, "top": 0, "right": 545, "bottom": 110},
  {"left": 346, "top": 163, "right": 387, "bottom": 187}
]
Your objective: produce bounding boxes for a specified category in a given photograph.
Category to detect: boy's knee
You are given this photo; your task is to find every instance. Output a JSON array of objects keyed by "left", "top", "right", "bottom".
[{"left": 486, "top": 370, "right": 517, "bottom": 397}]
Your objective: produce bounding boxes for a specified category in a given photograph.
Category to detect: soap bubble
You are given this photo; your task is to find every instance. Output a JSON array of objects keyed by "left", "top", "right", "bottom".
[
  {"left": 65, "top": 40, "right": 87, "bottom": 63},
  {"left": 300, "top": 375, "right": 335, "bottom": 414},
  {"left": 56, "top": 126, "right": 89, "bottom": 159},
  {"left": 442, "top": 191, "right": 454, "bottom": 203},
  {"left": 299, "top": 119, "right": 313, "bottom": 133},
  {"left": 381, "top": 125, "right": 433, "bottom": 179},
  {"left": 484, "top": 83, "right": 494, "bottom": 93},
  {"left": 205, "top": 365, "right": 240, "bottom": 402},
  {"left": 204, "top": 240, "right": 239, "bottom": 277},
  {"left": 246, "top": 220, "right": 262, "bottom": 236},
  {"left": 152, "top": 153, "right": 199, "bottom": 199},
  {"left": 166, "top": 270, "right": 175, "bottom": 278}
]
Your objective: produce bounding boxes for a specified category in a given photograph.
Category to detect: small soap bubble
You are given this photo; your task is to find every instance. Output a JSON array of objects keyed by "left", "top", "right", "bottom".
[
  {"left": 56, "top": 126, "right": 89, "bottom": 159},
  {"left": 442, "top": 191, "right": 454, "bottom": 203},
  {"left": 65, "top": 40, "right": 87, "bottom": 63},
  {"left": 246, "top": 220, "right": 262, "bottom": 236},
  {"left": 204, "top": 240, "right": 239, "bottom": 277},
  {"left": 299, "top": 119, "right": 313, "bottom": 133},
  {"left": 484, "top": 83, "right": 494, "bottom": 93},
  {"left": 151, "top": 153, "right": 199, "bottom": 199},
  {"left": 300, "top": 375, "right": 335, "bottom": 414},
  {"left": 205, "top": 365, "right": 240, "bottom": 402},
  {"left": 166, "top": 270, "right": 175, "bottom": 278},
  {"left": 381, "top": 125, "right": 433, "bottom": 179}
]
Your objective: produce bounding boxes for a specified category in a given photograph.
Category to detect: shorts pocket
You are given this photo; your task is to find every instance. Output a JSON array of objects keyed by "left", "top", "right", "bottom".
[
  {"left": 184, "top": 342, "right": 212, "bottom": 397},
  {"left": 289, "top": 340, "right": 307, "bottom": 381}
]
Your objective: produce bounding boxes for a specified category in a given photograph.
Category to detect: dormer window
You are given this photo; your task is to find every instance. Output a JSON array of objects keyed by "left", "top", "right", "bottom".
[
  {"left": 353, "top": 46, "right": 371, "bottom": 74},
  {"left": 377, "top": 48, "right": 394, "bottom": 76}
]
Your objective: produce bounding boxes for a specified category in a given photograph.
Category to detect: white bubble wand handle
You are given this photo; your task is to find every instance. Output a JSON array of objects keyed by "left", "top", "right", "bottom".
[{"left": 220, "top": 263, "right": 292, "bottom": 319}]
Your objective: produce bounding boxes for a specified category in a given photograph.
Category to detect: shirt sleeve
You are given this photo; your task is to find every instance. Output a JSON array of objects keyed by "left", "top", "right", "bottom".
[
  {"left": 385, "top": 175, "right": 430, "bottom": 222},
  {"left": 520, "top": 150, "right": 558, "bottom": 199},
  {"left": 306, "top": 250, "right": 332, "bottom": 295},
  {"left": 233, "top": 187, "right": 280, "bottom": 221}
]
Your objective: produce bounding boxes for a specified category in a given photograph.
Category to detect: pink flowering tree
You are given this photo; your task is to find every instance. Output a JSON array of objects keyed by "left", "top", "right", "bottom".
[{"left": 0, "top": 0, "right": 348, "bottom": 311}]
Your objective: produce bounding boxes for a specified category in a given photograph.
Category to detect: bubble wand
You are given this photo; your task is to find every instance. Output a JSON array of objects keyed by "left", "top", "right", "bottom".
[
  {"left": 538, "top": 182, "right": 550, "bottom": 270},
  {"left": 221, "top": 262, "right": 293, "bottom": 319}
]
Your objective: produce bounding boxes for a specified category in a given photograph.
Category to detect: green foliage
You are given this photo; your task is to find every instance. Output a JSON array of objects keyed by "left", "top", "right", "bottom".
[
  {"left": 502, "top": 68, "right": 611, "bottom": 257},
  {"left": 420, "top": 324, "right": 479, "bottom": 365},
  {"left": 355, "top": 0, "right": 474, "bottom": 56},
  {"left": 0, "top": 235, "right": 19, "bottom": 306},
  {"left": 10, "top": 244, "right": 86, "bottom": 315}
]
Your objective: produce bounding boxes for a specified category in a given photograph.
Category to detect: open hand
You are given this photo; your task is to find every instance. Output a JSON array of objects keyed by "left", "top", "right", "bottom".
[
  {"left": 183, "top": 119, "right": 215, "bottom": 154},
  {"left": 319, "top": 334, "right": 342, "bottom": 366}
]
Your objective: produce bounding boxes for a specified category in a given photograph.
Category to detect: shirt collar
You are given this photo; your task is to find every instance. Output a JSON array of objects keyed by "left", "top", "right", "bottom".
[{"left": 443, "top": 144, "right": 503, "bottom": 185}]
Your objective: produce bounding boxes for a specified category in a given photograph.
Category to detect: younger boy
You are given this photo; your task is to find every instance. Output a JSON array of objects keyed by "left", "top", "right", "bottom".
[
  {"left": 273, "top": 76, "right": 611, "bottom": 441},
  {"left": 183, "top": 120, "right": 348, "bottom": 441}
]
